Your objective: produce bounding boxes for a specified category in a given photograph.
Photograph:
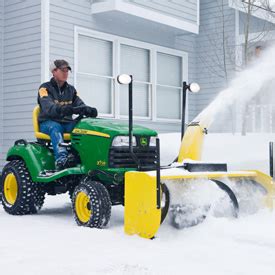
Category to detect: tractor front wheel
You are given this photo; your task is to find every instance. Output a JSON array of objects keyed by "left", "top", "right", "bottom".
[
  {"left": 72, "top": 179, "right": 111, "bottom": 228},
  {"left": 1, "top": 160, "right": 45, "bottom": 215}
]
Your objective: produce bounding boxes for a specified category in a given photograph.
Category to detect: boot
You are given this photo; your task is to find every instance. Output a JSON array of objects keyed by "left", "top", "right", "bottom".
[{"left": 55, "top": 154, "right": 76, "bottom": 171}]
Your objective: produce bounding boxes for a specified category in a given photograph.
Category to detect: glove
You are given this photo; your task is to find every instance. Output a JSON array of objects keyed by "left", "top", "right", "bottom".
[
  {"left": 84, "top": 106, "right": 98, "bottom": 118},
  {"left": 59, "top": 105, "right": 73, "bottom": 116},
  {"left": 72, "top": 106, "right": 86, "bottom": 116}
]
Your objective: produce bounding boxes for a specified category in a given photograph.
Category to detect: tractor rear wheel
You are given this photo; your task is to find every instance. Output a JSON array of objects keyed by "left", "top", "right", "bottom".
[
  {"left": 1, "top": 160, "right": 45, "bottom": 215},
  {"left": 72, "top": 178, "right": 111, "bottom": 228}
]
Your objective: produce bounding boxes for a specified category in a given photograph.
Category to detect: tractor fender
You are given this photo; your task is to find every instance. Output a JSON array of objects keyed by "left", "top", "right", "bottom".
[{"left": 6, "top": 141, "right": 55, "bottom": 182}]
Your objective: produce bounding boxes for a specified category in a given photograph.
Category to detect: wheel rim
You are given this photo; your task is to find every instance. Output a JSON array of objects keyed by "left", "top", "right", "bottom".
[
  {"left": 75, "top": 192, "right": 92, "bottom": 223},
  {"left": 4, "top": 173, "right": 18, "bottom": 205}
]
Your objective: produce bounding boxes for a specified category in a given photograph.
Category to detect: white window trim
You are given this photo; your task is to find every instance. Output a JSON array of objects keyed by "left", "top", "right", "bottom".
[
  {"left": 91, "top": 0, "right": 199, "bottom": 34},
  {"left": 41, "top": 0, "right": 50, "bottom": 83},
  {"left": 197, "top": 0, "right": 200, "bottom": 27},
  {"left": 74, "top": 26, "right": 188, "bottom": 123}
]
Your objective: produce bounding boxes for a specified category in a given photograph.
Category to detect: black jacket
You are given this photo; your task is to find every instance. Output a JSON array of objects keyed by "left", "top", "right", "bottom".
[{"left": 38, "top": 77, "right": 85, "bottom": 123}]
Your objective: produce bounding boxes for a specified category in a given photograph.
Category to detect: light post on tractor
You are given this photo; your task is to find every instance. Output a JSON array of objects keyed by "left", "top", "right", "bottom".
[
  {"left": 181, "top": 82, "right": 200, "bottom": 140},
  {"left": 117, "top": 74, "right": 162, "bottom": 209},
  {"left": 117, "top": 74, "right": 133, "bottom": 146},
  {"left": 117, "top": 74, "right": 140, "bottom": 169}
]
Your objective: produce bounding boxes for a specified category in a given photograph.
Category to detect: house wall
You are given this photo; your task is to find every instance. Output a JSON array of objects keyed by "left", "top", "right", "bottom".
[
  {"left": 175, "top": 34, "right": 198, "bottom": 122},
  {"left": 239, "top": 11, "right": 275, "bottom": 35},
  {"left": 49, "top": 0, "right": 197, "bottom": 133},
  {"left": 0, "top": 0, "right": 4, "bottom": 165},
  {"left": 1, "top": 0, "right": 41, "bottom": 168}
]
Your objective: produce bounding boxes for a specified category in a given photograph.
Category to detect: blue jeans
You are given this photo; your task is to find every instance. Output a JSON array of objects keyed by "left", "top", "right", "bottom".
[{"left": 40, "top": 120, "right": 76, "bottom": 162}]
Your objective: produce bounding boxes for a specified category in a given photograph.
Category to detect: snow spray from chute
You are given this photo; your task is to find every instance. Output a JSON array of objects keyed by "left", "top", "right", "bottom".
[
  {"left": 173, "top": 47, "right": 275, "bottom": 161},
  {"left": 194, "top": 43, "right": 275, "bottom": 129}
]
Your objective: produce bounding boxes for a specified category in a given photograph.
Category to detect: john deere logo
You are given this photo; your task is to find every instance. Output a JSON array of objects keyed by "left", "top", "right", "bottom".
[
  {"left": 140, "top": 137, "right": 148, "bottom": 146},
  {"left": 97, "top": 160, "right": 106, "bottom": 166}
]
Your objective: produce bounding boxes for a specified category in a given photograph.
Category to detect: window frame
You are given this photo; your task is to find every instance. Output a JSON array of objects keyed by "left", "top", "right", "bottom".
[{"left": 74, "top": 26, "right": 188, "bottom": 122}]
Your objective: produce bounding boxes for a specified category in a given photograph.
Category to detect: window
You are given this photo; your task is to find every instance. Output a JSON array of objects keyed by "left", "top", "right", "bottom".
[
  {"left": 120, "top": 44, "right": 150, "bottom": 118},
  {"left": 77, "top": 35, "right": 113, "bottom": 115},
  {"left": 157, "top": 52, "right": 182, "bottom": 120},
  {"left": 75, "top": 28, "right": 187, "bottom": 122}
]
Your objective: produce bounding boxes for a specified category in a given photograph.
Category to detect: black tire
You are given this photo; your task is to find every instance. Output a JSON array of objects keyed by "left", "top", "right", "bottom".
[
  {"left": 68, "top": 185, "right": 75, "bottom": 201},
  {"left": 1, "top": 160, "right": 45, "bottom": 215},
  {"left": 0, "top": 173, "right": 2, "bottom": 204},
  {"left": 72, "top": 178, "right": 111, "bottom": 228}
]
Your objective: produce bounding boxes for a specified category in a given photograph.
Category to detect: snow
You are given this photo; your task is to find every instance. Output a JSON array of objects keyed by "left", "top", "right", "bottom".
[{"left": 1, "top": 133, "right": 275, "bottom": 275}]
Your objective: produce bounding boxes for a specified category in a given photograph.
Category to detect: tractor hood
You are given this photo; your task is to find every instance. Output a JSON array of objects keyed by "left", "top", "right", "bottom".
[{"left": 73, "top": 118, "right": 157, "bottom": 137}]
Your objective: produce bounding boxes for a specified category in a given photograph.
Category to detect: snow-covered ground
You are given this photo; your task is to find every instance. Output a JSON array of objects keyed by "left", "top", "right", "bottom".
[{"left": 1, "top": 133, "right": 275, "bottom": 275}]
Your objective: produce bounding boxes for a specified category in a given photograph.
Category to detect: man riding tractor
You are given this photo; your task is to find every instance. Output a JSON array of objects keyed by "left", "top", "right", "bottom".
[{"left": 38, "top": 59, "right": 97, "bottom": 170}]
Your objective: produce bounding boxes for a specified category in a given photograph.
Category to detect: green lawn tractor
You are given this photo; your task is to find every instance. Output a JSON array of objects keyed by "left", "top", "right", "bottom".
[{"left": 0, "top": 74, "right": 169, "bottom": 231}]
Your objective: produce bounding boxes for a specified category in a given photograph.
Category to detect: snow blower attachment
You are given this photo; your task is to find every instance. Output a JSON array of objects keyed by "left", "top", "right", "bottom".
[{"left": 123, "top": 80, "right": 275, "bottom": 239}]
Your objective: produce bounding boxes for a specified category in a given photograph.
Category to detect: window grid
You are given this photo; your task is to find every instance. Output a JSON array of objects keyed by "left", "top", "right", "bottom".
[{"left": 75, "top": 28, "right": 187, "bottom": 122}]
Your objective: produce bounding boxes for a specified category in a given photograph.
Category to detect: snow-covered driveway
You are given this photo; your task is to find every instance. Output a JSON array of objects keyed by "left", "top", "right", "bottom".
[{"left": 1, "top": 133, "right": 275, "bottom": 275}]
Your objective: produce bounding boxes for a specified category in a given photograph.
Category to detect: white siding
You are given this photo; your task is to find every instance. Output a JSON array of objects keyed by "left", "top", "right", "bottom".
[
  {"left": 1, "top": 0, "right": 41, "bottom": 167},
  {"left": 0, "top": 0, "right": 4, "bottom": 166},
  {"left": 123, "top": 0, "right": 198, "bottom": 24},
  {"left": 175, "top": 34, "right": 197, "bottom": 122},
  {"left": 239, "top": 12, "right": 275, "bottom": 35}
]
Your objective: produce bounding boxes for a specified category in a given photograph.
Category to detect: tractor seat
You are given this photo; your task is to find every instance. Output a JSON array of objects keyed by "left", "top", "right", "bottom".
[{"left": 33, "top": 105, "right": 71, "bottom": 141}]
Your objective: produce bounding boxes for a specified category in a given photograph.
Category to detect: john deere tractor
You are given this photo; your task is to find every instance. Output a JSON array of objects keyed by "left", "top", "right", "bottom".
[{"left": 0, "top": 74, "right": 168, "bottom": 229}]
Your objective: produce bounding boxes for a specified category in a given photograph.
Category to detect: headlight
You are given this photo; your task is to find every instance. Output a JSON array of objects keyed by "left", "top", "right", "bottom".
[
  {"left": 189, "top": 83, "right": 200, "bottom": 93},
  {"left": 117, "top": 74, "right": 132, "bottom": 85},
  {"left": 112, "top": 136, "right": 137, "bottom": 147},
  {"left": 149, "top": 136, "right": 157, "bottom": 147}
]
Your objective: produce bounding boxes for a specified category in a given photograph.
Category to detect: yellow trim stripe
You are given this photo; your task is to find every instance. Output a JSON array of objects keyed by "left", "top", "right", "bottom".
[{"left": 72, "top": 128, "right": 110, "bottom": 138}]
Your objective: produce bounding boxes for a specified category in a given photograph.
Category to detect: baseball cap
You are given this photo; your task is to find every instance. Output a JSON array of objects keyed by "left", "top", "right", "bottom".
[{"left": 49, "top": 59, "right": 72, "bottom": 72}]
